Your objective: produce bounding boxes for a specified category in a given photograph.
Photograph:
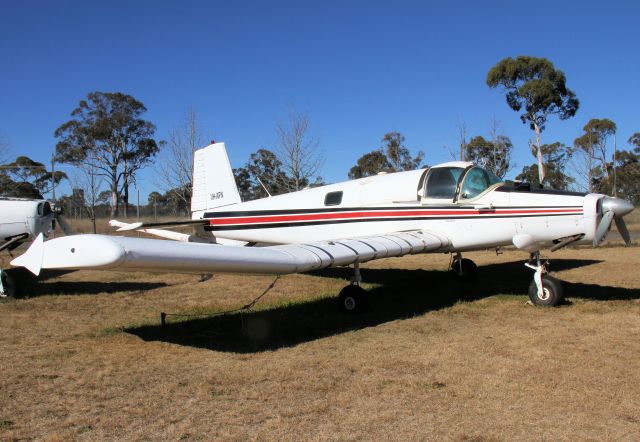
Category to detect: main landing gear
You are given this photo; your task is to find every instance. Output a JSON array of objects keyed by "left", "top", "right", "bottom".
[
  {"left": 338, "top": 262, "right": 370, "bottom": 314},
  {"left": 450, "top": 253, "right": 478, "bottom": 282},
  {"left": 525, "top": 251, "right": 564, "bottom": 307},
  {"left": 0, "top": 269, "right": 19, "bottom": 299}
]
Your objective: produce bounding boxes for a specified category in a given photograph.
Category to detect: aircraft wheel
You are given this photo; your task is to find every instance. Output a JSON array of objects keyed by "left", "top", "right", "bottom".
[
  {"left": 338, "top": 285, "right": 369, "bottom": 314},
  {"left": 0, "top": 271, "right": 20, "bottom": 299},
  {"left": 528, "top": 275, "right": 564, "bottom": 307},
  {"left": 451, "top": 258, "right": 478, "bottom": 282}
]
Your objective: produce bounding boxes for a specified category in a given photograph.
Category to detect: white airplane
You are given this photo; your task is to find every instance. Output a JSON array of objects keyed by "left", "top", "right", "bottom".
[
  {"left": 0, "top": 197, "right": 74, "bottom": 297},
  {"left": 0, "top": 198, "right": 56, "bottom": 253},
  {"left": 10, "top": 142, "right": 634, "bottom": 309}
]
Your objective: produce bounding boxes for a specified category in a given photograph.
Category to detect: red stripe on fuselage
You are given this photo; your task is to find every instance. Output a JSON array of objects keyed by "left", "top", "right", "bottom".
[{"left": 208, "top": 208, "right": 583, "bottom": 226}]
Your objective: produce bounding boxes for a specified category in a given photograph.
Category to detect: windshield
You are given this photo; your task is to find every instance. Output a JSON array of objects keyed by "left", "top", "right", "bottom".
[
  {"left": 459, "top": 167, "right": 503, "bottom": 200},
  {"left": 424, "top": 167, "right": 465, "bottom": 200}
]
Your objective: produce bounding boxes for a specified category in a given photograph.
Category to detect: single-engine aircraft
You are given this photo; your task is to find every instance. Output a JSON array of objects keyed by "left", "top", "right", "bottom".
[
  {"left": 10, "top": 142, "right": 634, "bottom": 309},
  {"left": 0, "top": 197, "right": 73, "bottom": 297}
]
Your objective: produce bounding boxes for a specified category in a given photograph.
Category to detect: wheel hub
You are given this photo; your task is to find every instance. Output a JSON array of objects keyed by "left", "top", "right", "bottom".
[
  {"left": 344, "top": 297, "right": 356, "bottom": 311},
  {"left": 538, "top": 287, "right": 551, "bottom": 301}
]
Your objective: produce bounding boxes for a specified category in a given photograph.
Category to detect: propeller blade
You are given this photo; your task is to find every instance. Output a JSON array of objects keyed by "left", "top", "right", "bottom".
[
  {"left": 614, "top": 217, "right": 632, "bottom": 247},
  {"left": 56, "top": 215, "right": 75, "bottom": 236},
  {"left": 593, "top": 210, "right": 614, "bottom": 247}
]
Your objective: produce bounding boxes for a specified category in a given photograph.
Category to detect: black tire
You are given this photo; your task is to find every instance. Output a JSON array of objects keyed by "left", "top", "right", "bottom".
[
  {"left": 528, "top": 275, "right": 564, "bottom": 307},
  {"left": 338, "top": 285, "right": 369, "bottom": 314},
  {"left": 451, "top": 258, "right": 478, "bottom": 282},
  {"left": 0, "top": 271, "right": 20, "bottom": 299}
]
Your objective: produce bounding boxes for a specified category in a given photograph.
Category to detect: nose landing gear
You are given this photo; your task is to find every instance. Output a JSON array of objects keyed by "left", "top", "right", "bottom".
[{"left": 525, "top": 252, "right": 564, "bottom": 306}]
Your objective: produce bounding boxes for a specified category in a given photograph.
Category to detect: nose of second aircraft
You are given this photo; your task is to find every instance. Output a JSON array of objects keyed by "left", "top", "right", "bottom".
[{"left": 602, "top": 197, "right": 635, "bottom": 218}]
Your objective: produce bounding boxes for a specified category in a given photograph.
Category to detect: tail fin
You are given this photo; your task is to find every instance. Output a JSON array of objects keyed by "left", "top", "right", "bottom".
[{"left": 191, "top": 142, "right": 241, "bottom": 215}]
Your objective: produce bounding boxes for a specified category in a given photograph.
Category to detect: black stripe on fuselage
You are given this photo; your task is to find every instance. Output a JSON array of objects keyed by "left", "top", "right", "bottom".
[
  {"left": 495, "top": 187, "right": 587, "bottom": 197},
  {"left": 205, "top": 212, "right": 583, "bottom": 231},
  {"left": 204, "top": 204, "right": 583, "bottom": 218}
]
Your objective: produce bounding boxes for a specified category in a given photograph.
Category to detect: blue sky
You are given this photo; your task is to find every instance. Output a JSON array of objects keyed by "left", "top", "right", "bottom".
[{"left": 1, "top": 0, "right": 639, "bottom": 199}]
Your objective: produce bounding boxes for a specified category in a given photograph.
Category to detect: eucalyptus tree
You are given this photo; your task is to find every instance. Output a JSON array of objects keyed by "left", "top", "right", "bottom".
[
  {"left": 516, "top": 142, "right": 575, "bottom": 190},
  {"left": 348, "top": 132, "right": 424, "bottom": 179},
  {"left": 487, "top": 56, "right": 579, "bottom": 185},
  {"left": 54, "top": 92, "right": 159, "bottom": 217},
  {"left": 0, "top": 156, "right": 66, "bottom": 198},
  {"left": 348, "top": 150, "right": 390, "bottom": 179},
  {"left": 464, "top": 135, "right": 513, "bottom": 178}
]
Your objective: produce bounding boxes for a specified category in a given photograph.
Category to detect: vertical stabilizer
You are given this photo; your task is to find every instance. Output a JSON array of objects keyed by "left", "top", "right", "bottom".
[{"left": 191, "top": 142, "right": 241, "bottom": 215}]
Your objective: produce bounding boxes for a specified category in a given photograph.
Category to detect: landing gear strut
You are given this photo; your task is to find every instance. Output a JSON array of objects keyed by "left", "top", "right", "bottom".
[
  {"left": 450, "top": 253, "right": 478, "bottom": 282},
  {"left": 525, "top": 251, "right": 564, "bottom": 306},
  {"left": 0, "top": 269, "right": 19, "bottom": 299},
  {"left": 338, "top": 262, "right": 369, "bottom": 314}
]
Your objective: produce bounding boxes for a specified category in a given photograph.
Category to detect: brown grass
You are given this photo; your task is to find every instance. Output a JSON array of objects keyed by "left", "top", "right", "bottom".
[
  {"left": 1, "top": 245, "right": 640, "bottom": 441},
  {"left": 623, "top": 208, "right": 640, "bottom": 232}
]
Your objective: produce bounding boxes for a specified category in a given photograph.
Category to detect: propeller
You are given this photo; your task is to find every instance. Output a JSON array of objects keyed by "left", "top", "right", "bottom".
[
  {"left": 51, "top": 205, "right": 75, "bottom": 236},
  {"left": 593, "top": 196, "right": 634, "bottom": 247}
]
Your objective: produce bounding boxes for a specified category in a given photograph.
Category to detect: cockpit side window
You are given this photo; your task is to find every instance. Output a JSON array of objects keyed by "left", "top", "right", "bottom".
[
  {"left": 37, "top": 202, "right": 52, "bottom": 216},
  {"left": 324, "top": 191, "right": 343, "bottom": 206},
  {"left": 459, "top": 167, "right": 503, "bottom": 200},
  {"left": 424, "top": 167, "right": 464, "bottom": 200},
  {"left": 42, "top": 202, "right": 52, "bottom": 216}
]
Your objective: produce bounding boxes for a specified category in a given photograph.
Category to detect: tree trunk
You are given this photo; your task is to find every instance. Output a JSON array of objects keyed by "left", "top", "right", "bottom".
[
  {"left": 123, "top": 153, "right": 129, "bottom": 218},
  {"left": 534, "top": 123, "right": 544, "bottom": 187},
  {"left": 588, "top": 133, "right": 593, "bottom": 193},
  {"left": 123, "top": 176, "right": 129, "bottom": 218},
  {"left": 110, "top": 165, "right": 119, "bottom": 218},
  {"left": 110, "top": 188, "right": 118, "bottom": 218},
  {"left": 612, "top": 133, "right": 617, "bottom": 197}
]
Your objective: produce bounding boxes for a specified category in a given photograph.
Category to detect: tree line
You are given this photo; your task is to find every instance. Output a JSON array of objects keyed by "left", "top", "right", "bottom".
[{"left": 1, "top": 56, "right": 639, "bottom": 222}]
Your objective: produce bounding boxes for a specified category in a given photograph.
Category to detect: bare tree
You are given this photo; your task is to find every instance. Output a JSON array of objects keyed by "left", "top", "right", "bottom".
[
  {"left": 568, "top": 148, "right": 591, "bottom": 192},
  {"left": 488, "top": 116, "right": 514, "bottom": 177},
  {"left": 71, "top": 147, "right": 104, "bottom": 233},
  {"left": 456, "top": 115, "right": 467, "bottom": 161},
  {"left": 157, "top": 108, "right": 204, "bottom": 208},
  {"left": 574, "top": 118, "right": 617, "bottom": 192},
  {"left": 275, "top": 108, "right": 323, "bottom": 191},
  {"left": 0, "top": 132, "right": 9, "bottom": 164}
]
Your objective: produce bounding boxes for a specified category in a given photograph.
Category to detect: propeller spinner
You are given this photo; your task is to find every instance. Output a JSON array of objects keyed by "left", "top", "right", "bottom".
[{"left": 593, "top": 196, "right": 634, "bottom": 247}]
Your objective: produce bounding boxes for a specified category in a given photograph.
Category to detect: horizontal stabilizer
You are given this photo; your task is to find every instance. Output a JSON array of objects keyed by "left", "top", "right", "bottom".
[{"left": 110, "top": 219, "right": 209, "bottom": 232}]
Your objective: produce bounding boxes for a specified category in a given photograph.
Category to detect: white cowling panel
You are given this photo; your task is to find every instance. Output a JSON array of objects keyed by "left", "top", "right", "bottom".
[{"left": 12, "top": 231, "right": 449, "bottom": 276}]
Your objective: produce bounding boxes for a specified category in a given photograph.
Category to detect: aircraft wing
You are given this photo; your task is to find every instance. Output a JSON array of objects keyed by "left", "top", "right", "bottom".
[{"left": 11, "top": 230, "right": 450, "bottom": 277}]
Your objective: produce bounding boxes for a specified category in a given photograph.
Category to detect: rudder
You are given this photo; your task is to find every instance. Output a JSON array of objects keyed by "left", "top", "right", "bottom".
[{"left": 191, "top": 142, "right": 241, "bottom": 216}]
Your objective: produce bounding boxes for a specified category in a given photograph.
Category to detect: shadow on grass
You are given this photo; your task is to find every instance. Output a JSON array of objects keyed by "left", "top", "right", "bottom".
[
  {"left": 23, "top": 281, "right": 167, "bottom": 297},
  {"left": 6, "top": 268, "right": 167, "bottom": 298},
  {"left": 4, "top": 267, "right": 167, "bottom": 298},
  {"left": 126, "top": 258, "right": 637, "bottom": 353}
]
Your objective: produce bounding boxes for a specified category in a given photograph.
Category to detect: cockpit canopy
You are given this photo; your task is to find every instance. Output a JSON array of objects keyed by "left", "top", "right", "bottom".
[{"left": 423, "top": 165, "right": 502, "bottom": 202}]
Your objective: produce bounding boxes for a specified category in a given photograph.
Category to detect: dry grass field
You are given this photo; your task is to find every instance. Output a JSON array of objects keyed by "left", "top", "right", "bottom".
[{"left": 1, "top": 238, "right": 639, "bottom": 440}]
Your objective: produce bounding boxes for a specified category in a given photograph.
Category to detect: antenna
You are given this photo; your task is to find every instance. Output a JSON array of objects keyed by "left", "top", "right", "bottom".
[
  {"left": 256, "top": 176, "right": 272, "bottom": 197},
  {"left": 612, "top": 132, "right": 617, "bottom": 197}
]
